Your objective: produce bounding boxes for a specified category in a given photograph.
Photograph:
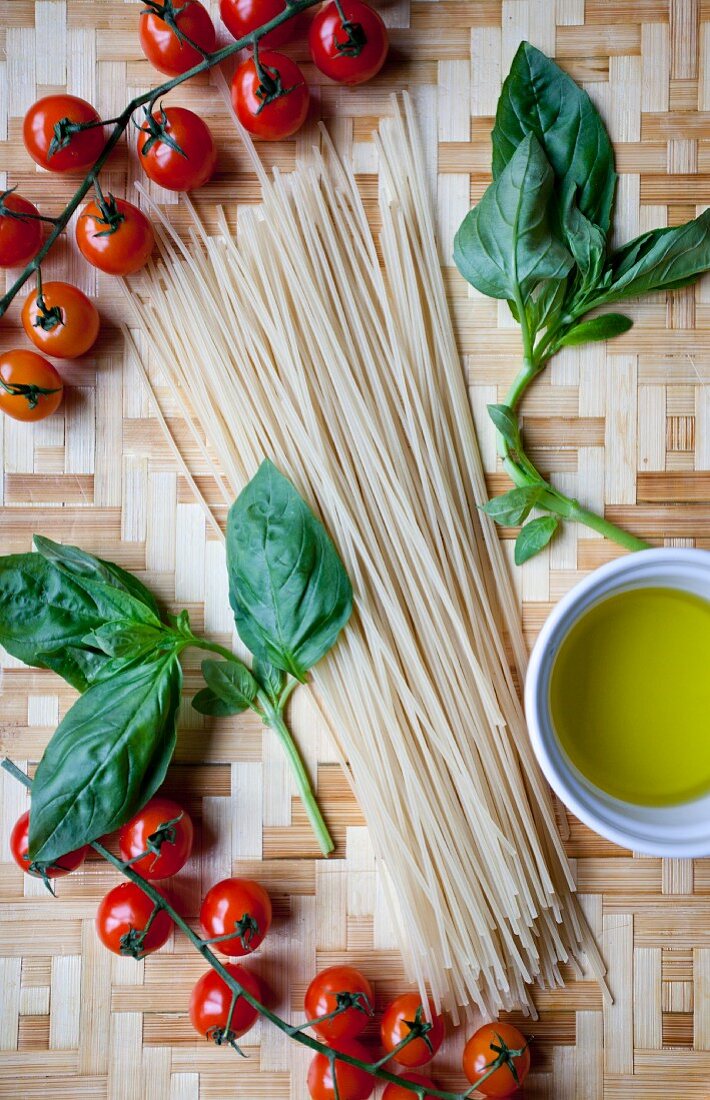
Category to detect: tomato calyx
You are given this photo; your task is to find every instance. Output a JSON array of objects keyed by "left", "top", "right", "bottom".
[
  {"left": 253, "top": 45, "right": 303, "bottom": 114},
  {"left": 139, "top": 103, "right": 188, "bottom": 158},
  {"left": 475, "top": 1032, "right": 530, "bottom": 1091},
  {"left": 206, "top": 989, "right": 248, "bottom": 1055},
  {"left": 331, "top": 0, "right": 368, "bottom": 57},
  {"left": 0, "top": 377, "right": 62, "bottom": 409},
  {"left": 0, "top": 186, "right": 58, "bottom": 226},
  {"left": 89, "top": 182, "right": 127, "bottom": 238},
  {"left": 47, "top": 115, "right": 103, "bottom": 161},
  {"left": 141, "top": 0, "right": 212, "bottom": 57},
  {"left": 296, "top": 988, "right": 374, "bottom": 1035},
  {"left": 124, "top": 811, "right": 186, "bottom": 872},
  {"left": 385, "top": 1005, "right": 435, "bottom": 1063},
  {"left": 24, "top": 855, "right": 70, "bottom": 895},
  {"left": 33, "top": 270, "right": 64, "bottom": 332},
  {"left": 202, "top": 910, "right": 261, "bottom": 951},
  {"left": 119, "top": 902, "right": 165, "bottom": 958}
]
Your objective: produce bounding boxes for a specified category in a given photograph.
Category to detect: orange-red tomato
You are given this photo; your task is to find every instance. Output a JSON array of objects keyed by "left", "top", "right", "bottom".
[
  {"left": 382, "top": 1073, "right": 437, "bottom": 1100},
  {"left": 231, "top": 51, "right": 309, "bottom": 141},
  {"left": 304, "top": 966, "right": 374, "bottom": 1041},
  {"left": 462, "top": 1022, "right": 530, "bottom": 1098},
  {"left": 309, "top": 1, "right": 388, "bottom": 86},
  {"left": 139, "top": 0, "right": 216, "bottom": 75},
  {"left": 76, "top": 197, "right": 155, "bottom": 275},
  {"left": 23, "top": 94, "right": 104, "bottom": 173},
  {"left": 380, "top": 995, "right": 445, "bottom": 1068},
  {"left": 189, "top": 963, "right": 262, "bottom": 1040},
  {"left": 200, "top": 877, "right": 272, "bottom": 956},
  {"left": 0, "top": 349, "right": 63, "bottom": 422},
  {"left": 137, "top": 106, "right": 217, "bottom": 191},
  {"left": 0, "top": 191, "right": 43, "bottom": 267},
  {"left": 118, "top": 797, "right": 194, "bottom": 880},
  {"left": 307, "top": 1039, "right": 375, "bottom": 1100},
  {"left": 10, "top": 810, "right": 88, "bottom": 879},
  {"left": 96, "top": 882, "right": 174, "bottom": 957},
  {"left": 22, "top": 281, "right": 99, "bottom": 359},
  {"left": 220, "top": 0, "right": 302, "bottom": 48}
]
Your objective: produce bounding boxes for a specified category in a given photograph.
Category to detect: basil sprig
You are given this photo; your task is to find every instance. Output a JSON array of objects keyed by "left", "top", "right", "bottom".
[
  {"left": 0, "top": 464, "right": 351, "bottom": 862},
  {"left": 455, "top": 42, "right": 710, "bottom": 560}
]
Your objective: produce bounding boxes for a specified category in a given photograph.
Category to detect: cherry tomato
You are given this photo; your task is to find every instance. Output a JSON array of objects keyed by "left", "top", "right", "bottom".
[
  {"left": 220, "top": 0, "right": 302, "bottom": 48},
  {"left": 189, "top": 963, "right": 262, "bottom": 1041},
  {"left": 380, "top": 995, "right": 445, "bottom": 1068},
  {"left": 96, "top": 882, "right": 174, "bottom": 957},
  {"left": 76, "top": 197, "right": 155, "bottom": 276},
  {"left": 200, "top": 877, "right": 272, "bottom": 956},
  {"left": 21, "top": 281, "right": 99, "bottom": 360},
  {"left": 309, "top": 1, "right": 388, "bottom": 86},
  {"left": 119, "top": 797, "right": 194, "bottom": 880},
  {"left": 463, "top": 1022, "right": 530, "bottom": 1098},
  {"left": 137, "top": 106, "right": 217, "bottom": 191},
  {"left": 231, "top": 51, "right": 309, "bottom": 141},
  {"left": 139, "top": 0, "right": 216, "bottom": 76},
  {"left": 382, "top": 1073, "right": 437, "bottom": 1100},
  {"left": 307, "top": 1039, "right": 375, "bottom": 1100},
  {"left": 304, "top": 966, "right": 374, "bottom": 1041},
  {"left": 23, "top": 95, "right": 104, "bottom": 174},
  {"left": 0, "top": 349, "right": 63, "bottom": 423},
  {"left": 0, "top": 191, "right": 43, "bottom": 268},
  {"left": 9, "top": 810, "right": 88, "bottom": 882}
]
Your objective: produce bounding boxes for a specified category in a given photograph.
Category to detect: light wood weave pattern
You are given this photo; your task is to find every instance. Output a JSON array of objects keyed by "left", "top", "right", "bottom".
[{"left": 1, "top": 1, "right": 710, "bottom": 1097}]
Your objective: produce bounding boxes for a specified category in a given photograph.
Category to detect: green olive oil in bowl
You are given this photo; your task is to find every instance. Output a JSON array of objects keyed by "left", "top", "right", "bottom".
[{"left": 549, "top": 586, "right": 710, "bottom": 807}]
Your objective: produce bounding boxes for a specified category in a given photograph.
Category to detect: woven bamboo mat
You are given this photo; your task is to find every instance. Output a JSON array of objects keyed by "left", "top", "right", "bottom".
[{"left": 1, "top": 0, "right": 710, "bottom": 1097}]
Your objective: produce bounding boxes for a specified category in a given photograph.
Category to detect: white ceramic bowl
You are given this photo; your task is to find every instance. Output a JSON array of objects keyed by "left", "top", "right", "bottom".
[{"left": 525, "top": 547, "right": 710, "bottom": 856}]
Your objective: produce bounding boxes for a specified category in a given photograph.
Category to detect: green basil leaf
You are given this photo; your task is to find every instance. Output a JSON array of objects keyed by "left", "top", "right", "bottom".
[
  {"left": 252, "top": 656, "right": 287, "bottom": 705},
  {"left": 481, "top": 485, "right": 543, "bottom": 526},
  {"left": 559, "top": 313, "right": 632, "bottom": 347},
  {"left": 563, "top": 196, "right": 606, "bottom": 292},
  {"left": 0, "top": 553, "right": 110, "bottom": 691},
  {"left": 492, "top": 41, "right": 617, "bottom": 234},
  {"left": 527, "top": 277, "right": 567, "bottom": 334},
  {"left": 191, "top": 687, "right": 242, "bottom": 717},
  {"left": 514, "top": 515, "right": 559, "bottom": 565},
  {"left": 601, "top": 210, "right": 710, "bottom": 302},
  {"left": 33, "top": 536, "right": 161, "bottom": 622},
  {"left": 84, "top": 620, "right": 176, "bottom": 660},
  {"left": 227, "top": 460, "right": 353, "bottom": 683},
  {"left": 487, "top": 404, "right": 522, "bottom": 453},
  {"left": 454, "top": 133, "right": 573, "bottom": 302},
  {"left": 28, "top": 653, "right": 182, "bottom": 863},
  {"left": 200, "top": 658, "right": 258, "bottom": 714}
]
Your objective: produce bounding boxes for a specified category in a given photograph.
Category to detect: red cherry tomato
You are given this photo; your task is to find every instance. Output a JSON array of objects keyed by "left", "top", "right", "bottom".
[
  {"left": 139, "top": 0, "right": 216, "bottom": 76},
  {"left": 96, "top": 882, "right": 174, "bottom": 957},
  {"left": 231, "top": 51, "right": 309, "bottom": 141},
  {"left": 76, "top": 196, "right": 155, "bottom": 276},
  {"left": 307, "top": 1039, "right": 375, "bottom": 1100},
  {"left": 22, "top": 281, "right": 99, "bottom": 360},
  {"left": 0, "top": 191, "right": 43, "bottom": 267},
  {"left": 309, "top": 1, "right": 388, "bottom": 86},
  {"left": 463, "top": 1022, "right": 530, "bottom": 1098},
  {"left": 220, "top": 0, "right": 301, "bottom": 48},
  {"left": 189, "top": 963, "right": 262, "bottom": 1041},
  {"left": 137, "top": 105, "right": 217, "bottom": 191},
  {"left": 380, "top": 995, "right": 445, "bottom": 1068},
  {"left": 9, "top": 810, "right": 88, "bottom": 881},
  {"left": 382, "top": 1073, "right": 437, "bottom": 1100},
  {"left": 23, "top": 95, "right": 104, "bottom": 173},
  {"left": 118, "top": 797, "right": 194, "bottom": 880},
  {"left": 0, "top": 349, "right": 63, "bottom": 423},
  {"left": 200, "top": 877, "right": 272, "bottom": 956},
  {"left": 304, "top": 966, "right": 374, "bottom": 1041}
]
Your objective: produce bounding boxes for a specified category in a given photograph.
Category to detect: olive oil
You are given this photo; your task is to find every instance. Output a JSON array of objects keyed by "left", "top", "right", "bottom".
[{"left": 549, "top": 587, "right": 710, "bottom": 806}]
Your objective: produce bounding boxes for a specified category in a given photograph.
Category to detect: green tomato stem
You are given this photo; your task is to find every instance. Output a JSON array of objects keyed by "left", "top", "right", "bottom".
[{"left": 1, "top": 757, "right": 469, "bottom": 1100}]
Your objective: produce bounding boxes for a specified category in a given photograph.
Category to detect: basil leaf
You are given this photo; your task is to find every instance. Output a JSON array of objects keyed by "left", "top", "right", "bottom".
[
  {"left": 559, "top": 313, "right": 632, "bottom": 347},
  {"left": 227, "top": 460, "right": 353, "bottom": 683},
  {"left": 527, "top": 277, "right": 567, "bottom": 334},
  {"left": 454, "top": 133, "right": 573, "bottom": 303},
  {"left": 492, "top": 41, "right": 616, "bottom": 234},
  {"left": 481, "top": 486, "right": 543, "bottom": 526},
  {"left": 192, "top": 688, "right": 243, "bottom": 717},
  {"left": 28, "top": 653, "right": 182, "bottom": 863},
  {"left": 563, "top": 196, "right": 606, "bottom": 293},
  {"left": 85, "top": 620, "right": 176, "bottom": 660},
  {"left": 0, "top": 553, "right": 109, "bottom": 691},
  {"left": 200, "top": 658, "right": 258, "bottom": 714},
  {"left": 600, "top": 210, "right": 710, "bottom": 302},
  {"left": 514, "top": 516, "right": 558, "bottom": 565},
  {"left": 33, "top": 536, "right": 161, "bottom": 622},
  {"left": 487, "top": 404, "right": 522, "bottom": 453},
  {"left": 252, "top": 656, "right": 287, "bottom": 705}
]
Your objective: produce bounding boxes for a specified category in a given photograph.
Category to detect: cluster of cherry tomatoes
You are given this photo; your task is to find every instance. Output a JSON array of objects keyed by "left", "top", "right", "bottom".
[
  {"left": 0, "top": 0, "right": 388, "bottom": 424},
  {"left": 9, "top": 793, "right": 530, "bottom": 1099}
]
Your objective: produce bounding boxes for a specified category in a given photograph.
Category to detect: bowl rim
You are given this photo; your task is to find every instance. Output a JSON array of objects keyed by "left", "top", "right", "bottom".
[{"left": 524, "top": 547, "right": 710, "bottom": 856}]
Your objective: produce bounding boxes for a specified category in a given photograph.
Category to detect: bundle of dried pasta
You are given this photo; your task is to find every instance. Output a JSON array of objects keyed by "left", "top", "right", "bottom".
[{"left": 127, "top": 95, "right": 605, "bottom": 1018}]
